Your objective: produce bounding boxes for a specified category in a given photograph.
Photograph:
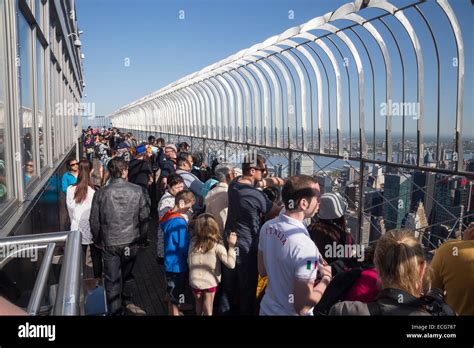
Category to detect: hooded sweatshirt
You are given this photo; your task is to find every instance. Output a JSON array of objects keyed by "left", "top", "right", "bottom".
[{"left": 160, "top": 209, "right": 190, "bottom": 273}]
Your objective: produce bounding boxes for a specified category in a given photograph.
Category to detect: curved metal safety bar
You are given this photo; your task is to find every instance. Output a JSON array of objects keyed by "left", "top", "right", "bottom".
[
  {"left": 0, "top": 231, "right": 82, "bottom": 316},
  {"left": 109, "top": 0, "right": 465, "bottom": 176}
]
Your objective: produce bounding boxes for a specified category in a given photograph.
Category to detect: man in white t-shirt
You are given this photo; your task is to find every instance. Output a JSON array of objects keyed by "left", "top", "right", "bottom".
[{"left": 258, "top": 175, "right": 332, "bottom": 315}]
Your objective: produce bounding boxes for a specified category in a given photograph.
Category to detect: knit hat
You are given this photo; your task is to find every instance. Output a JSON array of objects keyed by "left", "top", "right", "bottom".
[
  {"left": 317, "top": 192, "right": 348, "bottom": 220},
  {"left": 165, "top": 144, "right": 177, "bottom": 153}
]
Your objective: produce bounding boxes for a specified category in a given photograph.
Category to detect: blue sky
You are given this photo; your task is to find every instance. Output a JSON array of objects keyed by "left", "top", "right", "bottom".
[{"left": 76, "top": 0, "right": 473, "bottom": 138}]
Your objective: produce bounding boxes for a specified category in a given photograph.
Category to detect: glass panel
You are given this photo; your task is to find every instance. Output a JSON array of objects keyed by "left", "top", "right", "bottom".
[
  {"left": 17, "top": 5, "right": 36, "bottom": 186},
  {"left": 58, "top": 73, "right": 62, "bottom": 157},
  {"left": 34, "top": 0, "right": 42, "bottom": 29},
  {"left": 36, "top": 38, "right": 46, "bottom": 169},
  {"left": 0, "top": 0, "right": 9, "bottom": 207},
  {"left": 50, "top": 60, "right": 56, "bottom": 160}
]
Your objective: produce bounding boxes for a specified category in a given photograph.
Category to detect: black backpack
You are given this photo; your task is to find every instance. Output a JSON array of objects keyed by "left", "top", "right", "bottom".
[{"left": 313, "top": 268, "right": 362, "bottom": 316}]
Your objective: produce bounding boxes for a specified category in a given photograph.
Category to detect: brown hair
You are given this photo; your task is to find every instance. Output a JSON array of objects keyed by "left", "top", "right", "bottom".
[
  {"left": 374, "top": 229, "right": 426, "bottom": 296},
  {"left": 282, "top": 175, "right": 319, "bottom": 211},
  {"left": 242, "top": 153, "right": 266, "bottom": 176},
  {"left": 73, "top": 160, "right": 94, "bottom": 204},
  {"left": 192, "top": 214, "right": 222, "bottom": 253},
  {"left": 108, "top": 158, "right": 127, "bottom": 178},
  {"left": 308, "top": 217, "right": 347, "bottom": 261},
  {"left": 174, "top": 189, "right": 195, "bottom": 207}
]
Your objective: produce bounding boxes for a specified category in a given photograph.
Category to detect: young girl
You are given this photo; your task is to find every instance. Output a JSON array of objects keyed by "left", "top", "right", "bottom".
[{"left": 188, "top": 214, "right": 237, "bottom": 316}]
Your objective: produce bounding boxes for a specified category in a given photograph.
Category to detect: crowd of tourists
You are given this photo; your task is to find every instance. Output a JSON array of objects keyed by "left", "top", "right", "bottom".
[{"left": 56, "top": 126, "right": 474, "bottom": 316}]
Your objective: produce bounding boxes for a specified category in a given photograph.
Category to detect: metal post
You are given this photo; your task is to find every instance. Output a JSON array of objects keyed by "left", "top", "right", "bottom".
[
  {"left": 27, "top": 243, "right": 56, "bottom": 315},
  {"left": 288, "top": 150, "right": 293, "bottom": 176},
  {"left": 358, "top": 160, "right": 365, "bottom": 245},
  {"left": 53, "top": 231, "right": 82, "bottom": 315},
  {"left": 224, "top": 140, "right": 228, "bottom": 163}
]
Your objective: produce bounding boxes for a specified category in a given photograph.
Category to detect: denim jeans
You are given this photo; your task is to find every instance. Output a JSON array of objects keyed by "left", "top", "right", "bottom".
[
  {"left": 102, "top": 244, "right": 138, "bottom": 315},
  {"left": 82, "top": 244, "right": 103, "bottom": 279}
]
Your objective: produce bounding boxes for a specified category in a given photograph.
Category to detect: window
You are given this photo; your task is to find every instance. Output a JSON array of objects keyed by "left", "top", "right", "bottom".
[
  {"left": 0, "top": 0, "right": 9, "bottom": 207},
  {"left": 50, "top": 60, "right": 56, "bottom": 160},
  {"left": 17, "top": 3, "right": 36, "bottom": 187},
  {"left": 36, "top": 38, "right": 46, "bottom": 170},
  {"left": 59, "top": 76, "right": 64, "bottom": 155}
]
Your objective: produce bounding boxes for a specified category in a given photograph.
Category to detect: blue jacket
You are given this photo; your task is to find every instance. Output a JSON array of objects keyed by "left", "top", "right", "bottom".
[
  {"left": 160, "top": 210, "right": 190, "bottom": 273},
  {"left": 61, "top": 172, "right": 77, "bottom": 193}
]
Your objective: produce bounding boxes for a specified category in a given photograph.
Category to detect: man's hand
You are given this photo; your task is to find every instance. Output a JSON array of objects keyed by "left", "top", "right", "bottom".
[
  {"left": 257, "top": 177, "right": 285, "bottom": 188},
  {"left": 317, "top": 258, "right": 332, "bottom": 283}
]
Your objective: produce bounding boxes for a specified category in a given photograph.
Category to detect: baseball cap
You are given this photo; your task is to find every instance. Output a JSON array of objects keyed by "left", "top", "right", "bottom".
[{"left": 136, "top": 144, "right": 147, "bottom": 155}]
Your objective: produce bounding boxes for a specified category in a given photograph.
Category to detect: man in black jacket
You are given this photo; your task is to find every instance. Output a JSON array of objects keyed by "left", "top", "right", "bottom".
[
  {"left": 128, "top": 144, "right": 153, "bottom": 247},
  {"left": 90, "top": 158, "right": 150, "bottom": 315}
]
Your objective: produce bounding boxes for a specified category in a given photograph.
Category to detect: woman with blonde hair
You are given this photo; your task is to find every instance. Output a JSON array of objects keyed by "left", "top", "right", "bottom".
[
  {"left": 329, "top": 229, "right": 454, "bottom": 316},
  {"left": 188, "top": 214, "right": 237, "bottom": 315}
]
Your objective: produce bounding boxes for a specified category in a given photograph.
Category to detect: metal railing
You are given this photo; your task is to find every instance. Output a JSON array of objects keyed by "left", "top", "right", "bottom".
[
  {"left": 108, "top": 0, "right": 469, "bottom": 173},
  {"left": 123, "top": 129, "right": 472, "bottom": 248},
  {"left": 0, "top": 231, "right": 82, "bottom": 315}
]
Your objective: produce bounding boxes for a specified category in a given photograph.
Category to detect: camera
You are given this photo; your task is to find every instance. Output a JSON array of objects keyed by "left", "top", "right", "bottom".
[{"left": 421, "top": 288, "right": 456, "bottom": 316}]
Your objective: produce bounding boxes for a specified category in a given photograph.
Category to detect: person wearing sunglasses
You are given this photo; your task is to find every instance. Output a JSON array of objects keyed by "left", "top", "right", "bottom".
[
  {"left": 218, "top": 153, "right": 284, "bottom": 315},
  {"left": 24, "top": 160, "right": 34, "bottom": 185},
  {"left": 61, "top": 159, "right": 79, "bottom": 194}
]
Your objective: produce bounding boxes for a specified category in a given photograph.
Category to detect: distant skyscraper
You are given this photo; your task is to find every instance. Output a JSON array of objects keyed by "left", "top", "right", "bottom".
[
  {"left": 360, "top": 213, "right": 372, "bottom": 246},
  {"left": 405, "top": 201, "right": 428, "bottom": 241},
  {"left": 341, "top": 164, "right": 357, "bottom": 186},
  {"left": 424, "top": 150, "right": 436, "bottom": 168},
  {"left": 293, "top": 158, "right": 301, "bottom": 176},
  {"left": 383, "top": 174, "right": 412, "bottom": 231},
  {"left": 365, "top": 188, "right": 384, "bottom": 217},
  {"left": 369, "top": 216, "right": 386, "bottom": 242},
  {"left": 276, "top": 164, "right": 283, "bottom": 178},
  {"left": 392, "top": 152, "right": 400, "bottom": 163},
  {"left": 440, "top": 148, "right": 447, "bottom": 163},
  {"left": 411, "top": 171, "right": 436, "bottom": 223},
  {"left": 467, "top": 159, "right": 474, "bottom": 172},
  {"left": 346, "top": 213, "right": 371, "bottom": 246},
  {"left": 314, "top": 174, "right": 332, "bottom": 195},
  {"left": 372, "top": 164, "right": 384, "bottom": 189},
  {"left": 345, "top": 184, "right": 358, "bottom": 211},
  {"left": 431, "top": 175, "right": 469, "bottom": 237},
  {"left": 293, "top": 157, "right": 313, "bottom": 176}
]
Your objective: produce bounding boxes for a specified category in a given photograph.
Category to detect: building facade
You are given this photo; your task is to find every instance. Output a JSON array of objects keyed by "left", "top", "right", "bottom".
[
  {"left": 0, "top": 0, "right": 84, "bottom": 236},
  {"left": 383, "top": 174, "right": 412, "bottom": 231}
]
